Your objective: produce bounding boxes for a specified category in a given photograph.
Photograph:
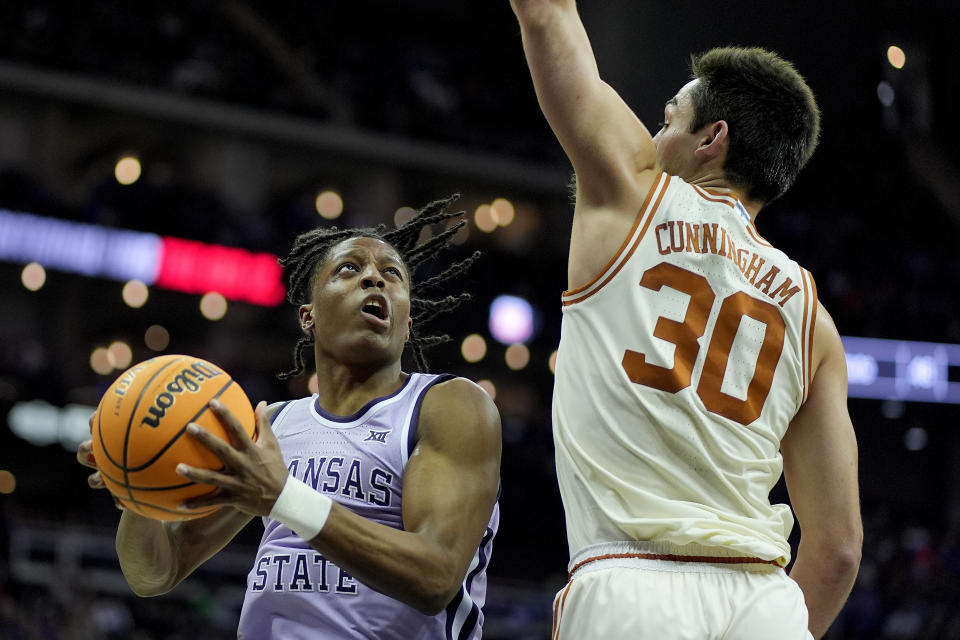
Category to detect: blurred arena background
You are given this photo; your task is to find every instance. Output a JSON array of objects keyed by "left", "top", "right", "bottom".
[{"left": 1, "top": 1, "right": 959, "bottom": 638}]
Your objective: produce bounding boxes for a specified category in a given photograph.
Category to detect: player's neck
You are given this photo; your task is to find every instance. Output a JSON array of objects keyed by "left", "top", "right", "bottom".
[
  {"left": 688, "top": 175, "right": 763, "bottom": 220},
  {"left": 313, "top": 359, "right": 407, "bottom": 416}
]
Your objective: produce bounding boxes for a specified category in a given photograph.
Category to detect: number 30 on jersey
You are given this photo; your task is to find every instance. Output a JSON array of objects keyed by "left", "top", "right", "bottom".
[{"left": 622, "top": 262, "right": 785, "bottom": 425}]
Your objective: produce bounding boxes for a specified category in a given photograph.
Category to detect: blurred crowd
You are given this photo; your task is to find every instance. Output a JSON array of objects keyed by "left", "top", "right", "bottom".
[
  {"left": 4, "top": 503, "right": 960, "bottom": 639},
  {"left": 0, "top": 1, "right": 554, "bottom": 163},
  {"left": 835, "top": 504, "right": 960, "bottom": 639},
  {"left": 2, "top": 1, "right": 958, "bottom": 345}
]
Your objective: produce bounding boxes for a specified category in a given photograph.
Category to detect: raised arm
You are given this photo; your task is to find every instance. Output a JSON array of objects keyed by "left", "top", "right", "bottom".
[
  {"left": 509, "top": 0, "right": 657, "bottom": 208},
  {"left": 781, "top": 304, "right": 863, "bottom": 639},
  {"left": 179, "top": 378, "right": 502, "bottom": 615}
]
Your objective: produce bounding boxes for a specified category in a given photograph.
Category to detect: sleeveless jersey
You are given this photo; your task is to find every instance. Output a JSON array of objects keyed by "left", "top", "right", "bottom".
[
  {"left": 553, "top": 172, "right": 818, "bottom": 567},
  {"left": 238, "top": 373, "right": 499, "bottom": 640}
]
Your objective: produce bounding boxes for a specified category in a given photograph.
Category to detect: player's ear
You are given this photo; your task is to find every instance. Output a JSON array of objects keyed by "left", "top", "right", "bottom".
[
  {"left": 406, "top": 317, "right": 413, "bottom": 342},
  {"left": 298, "top": 304, "right": 315, "bottom": 336},
  {"left": 696, "top": 120, "right": 729, "bottom": 163}
]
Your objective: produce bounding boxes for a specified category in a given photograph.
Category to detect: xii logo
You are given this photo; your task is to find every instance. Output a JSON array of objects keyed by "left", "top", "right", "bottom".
[{"left": 363, "top": 429, "right": 389, "bottom": 444}]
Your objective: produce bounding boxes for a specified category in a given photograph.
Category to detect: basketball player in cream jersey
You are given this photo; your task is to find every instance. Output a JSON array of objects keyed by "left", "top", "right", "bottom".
[{"left": 509, "top": 2, "right": 862, "bottom": 639}]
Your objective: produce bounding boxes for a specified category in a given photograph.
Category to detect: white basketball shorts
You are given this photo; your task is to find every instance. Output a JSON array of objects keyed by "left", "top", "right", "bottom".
[{"left": 551, "top": 542, "right": 813, "bottom": 640}]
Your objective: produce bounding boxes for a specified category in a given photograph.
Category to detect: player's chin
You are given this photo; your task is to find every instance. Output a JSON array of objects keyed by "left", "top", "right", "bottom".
[{"left": 346, "top": 332, "right": 405, "bottom": 363}]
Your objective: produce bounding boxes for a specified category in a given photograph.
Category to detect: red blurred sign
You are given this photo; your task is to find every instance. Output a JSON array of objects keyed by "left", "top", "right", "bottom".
[{"left": 156, "top": 237, "right": 285, "bottom": 306}]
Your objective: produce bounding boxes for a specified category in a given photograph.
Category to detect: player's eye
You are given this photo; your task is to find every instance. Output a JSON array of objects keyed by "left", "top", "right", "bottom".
[
  {"left": 384, "top": 267, "right": 403, "bottom": 279},
  {"left": 337, "top": 263, "right": 359, "bottom": 273}
]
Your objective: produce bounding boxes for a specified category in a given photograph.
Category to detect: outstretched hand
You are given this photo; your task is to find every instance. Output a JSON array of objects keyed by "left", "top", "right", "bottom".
[{"left": 176, "top": 400, "right": 290, "bottom": 517}]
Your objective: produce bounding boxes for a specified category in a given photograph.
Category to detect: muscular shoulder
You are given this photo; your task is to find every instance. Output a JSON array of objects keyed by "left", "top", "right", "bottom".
[
  {"left": 811, "top": 302, "right": 844, "bottom": 376},
  {"left": 417, "top": 377, "right": 501, "bottom": 452},
  {"left": 796, "top": 300, "right": 851, "bottom": 420},
  {"left": 568, "top": 167, "right": 662, "bottom": 291}
]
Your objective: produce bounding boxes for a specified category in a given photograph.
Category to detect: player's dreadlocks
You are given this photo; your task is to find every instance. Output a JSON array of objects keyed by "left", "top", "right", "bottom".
[{"left": 277, "top": 193, "right": 480, "bottom": 379}]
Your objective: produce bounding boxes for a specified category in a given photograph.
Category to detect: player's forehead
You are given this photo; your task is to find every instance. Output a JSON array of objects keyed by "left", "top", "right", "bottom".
[
  {"left": 326, "top": 236, "right": 405, "bottom": 269},
  {"left": 666, "top": 79, "right": 699, "bottom": 112}
]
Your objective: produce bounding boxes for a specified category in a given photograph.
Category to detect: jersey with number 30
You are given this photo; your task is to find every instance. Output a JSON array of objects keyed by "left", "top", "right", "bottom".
[{"left": 553, "top": 172, "right": 818, "bottom": 567}]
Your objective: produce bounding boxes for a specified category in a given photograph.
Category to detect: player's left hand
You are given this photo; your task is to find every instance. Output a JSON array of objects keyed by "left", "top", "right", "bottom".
[
  {"left": 176, "top": 399, "right": 289, "bottom": 518},
  {"left": 78, "top": 413, "right": 126, "bottom": 511}
]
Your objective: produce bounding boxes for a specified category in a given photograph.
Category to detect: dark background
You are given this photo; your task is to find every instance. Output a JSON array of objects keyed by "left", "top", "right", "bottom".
[{"left": 2, "top": 1, "right": 959, "bottom": 638}]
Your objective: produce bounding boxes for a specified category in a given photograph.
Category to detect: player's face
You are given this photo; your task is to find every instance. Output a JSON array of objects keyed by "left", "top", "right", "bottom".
[
  {"left": 305, "top": 236, "right": 412, "bottom": 368},
  {"left": 652, "top": 79, "right": 702, "bottom": 179}
]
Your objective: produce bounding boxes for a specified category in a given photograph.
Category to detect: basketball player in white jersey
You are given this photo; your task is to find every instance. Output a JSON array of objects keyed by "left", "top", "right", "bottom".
[
  {"left": 508, "top": 2, "right": 862, "bottom": 638},
  {"left": 77, "top": 197, "right": 502, "bottom": 639}
]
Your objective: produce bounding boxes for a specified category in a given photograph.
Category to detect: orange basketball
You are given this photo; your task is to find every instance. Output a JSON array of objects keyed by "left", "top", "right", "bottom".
[{"left": 91, "top": 354, "right": 257, "bottom": 521}]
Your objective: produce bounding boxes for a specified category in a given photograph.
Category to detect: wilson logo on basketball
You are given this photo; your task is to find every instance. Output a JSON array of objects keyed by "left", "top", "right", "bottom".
[
  {"left": 110, "top": 365, "right": 146, "bottom": 416},
  {"left": 141, "top": 362, "right": 223, "bottom": 428}
]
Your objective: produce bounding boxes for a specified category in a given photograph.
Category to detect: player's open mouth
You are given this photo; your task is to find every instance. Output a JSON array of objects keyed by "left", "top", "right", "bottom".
[{"left": 360, "top": 295, "right": 390, "bottom": 327}]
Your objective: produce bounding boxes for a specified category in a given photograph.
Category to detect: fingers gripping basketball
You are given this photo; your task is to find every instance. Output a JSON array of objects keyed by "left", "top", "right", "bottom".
[{"left": 91, "top": 354, "right": 257, "bottom": 521}]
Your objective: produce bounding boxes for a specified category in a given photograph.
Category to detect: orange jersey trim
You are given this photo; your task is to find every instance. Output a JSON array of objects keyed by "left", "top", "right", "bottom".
[
  {"left": 692, "top": 184, "right": 737, "bottom": 208},
  {"left": 695, "top": 185, "right": 775, "bottom": 249},
  {"left": 568, "top": 552, "right": 781, "bottom": 580},
  {"left": 745, "top": 220, "right": 773, "bottom": 248},
  {"left": 798, "top": 268, "right": 818, "bottom": 403},
  {"left": 562, "top": 173, "right": 670, "bottom": 306},
  {"left": 800, "top": 271, "right": 811, "bottom": 403},
  {"left": 805, "top": 270, "right": 818, "bottom": 395}
]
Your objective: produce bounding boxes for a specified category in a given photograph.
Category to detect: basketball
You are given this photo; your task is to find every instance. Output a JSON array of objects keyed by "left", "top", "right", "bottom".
[{"left": 91, "top": 354, "right": 257, "bottom": 521}]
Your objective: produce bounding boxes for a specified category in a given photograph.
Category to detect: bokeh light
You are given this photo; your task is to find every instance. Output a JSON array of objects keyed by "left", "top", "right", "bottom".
[
  {"left": 877, "top": 81, "right": 895, "bottom": 107},
  {"left": 21, "top": 262, "right": 46, "bottom": 291},
  {"left": 881, "top": 399, "right": 906, "bottom": 420},
  {"left": 548, "top": 350, "right": 558, "bottom": 374},
  {"left": 505, "top": 343, "right": 531, "bottom": 370},
  {"left": 394, "top": 206, "right": 416, "bottom": 227},
  {"left": 200, "top": 292, "right": 228, "bottom": 320},
  {"left": 477, "top": 379, "right": 496, "bottom": 400},
  {"left": 108, "top": 341, "right": 133, "bottom": 370},
  {"left": 144, "top": 325, "right": 170, "bottom": 351},
  {"left": 115, "top": 156, "right": 142, "bottom": 185},
  {"left": 887, "top": 45, "right": 906, "bottom": 69},
  {"left": 315, "top": 190, "right": 344, "bottom": 219},
  {"left": 122, "top": 280, "right": 149, "bottom": 308},
  {"left": 905, "top": 426, "right": 928, "bottom": 451},
  {"left": 474, "top": 204, "right": 498, "bottom": 233},
  {"left": 90, "top": 347, "right": 113, "bottom": 375},
  {"left": 0, "top": 470, "right": 15, "bottom": 494},
  {"left": 489, "top": 294, "right": 535, "bottom": 345},
  {"left": 491, "top": 198, "right": 515, "bottom": 226},
  {"left": 461, "top": 334, "right": 488, "bottom": 363}
]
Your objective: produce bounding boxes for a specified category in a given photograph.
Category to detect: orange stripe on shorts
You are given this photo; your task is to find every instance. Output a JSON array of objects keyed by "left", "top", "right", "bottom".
[
  {"left": 552, "top": 580, "right": 575, "bottom": 640},
  {"left": 568, "top": 551, "right": 780, "bottom": 579}
]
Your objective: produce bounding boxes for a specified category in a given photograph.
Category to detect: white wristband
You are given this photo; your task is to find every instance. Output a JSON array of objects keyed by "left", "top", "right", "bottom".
[{"left": 268, "top": 475, "right": 333, "bottom": 541}]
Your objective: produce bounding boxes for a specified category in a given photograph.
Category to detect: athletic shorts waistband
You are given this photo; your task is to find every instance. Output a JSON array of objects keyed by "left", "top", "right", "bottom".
[{"left": 568, "top": 541, "right": 783, "bottom": 579}]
